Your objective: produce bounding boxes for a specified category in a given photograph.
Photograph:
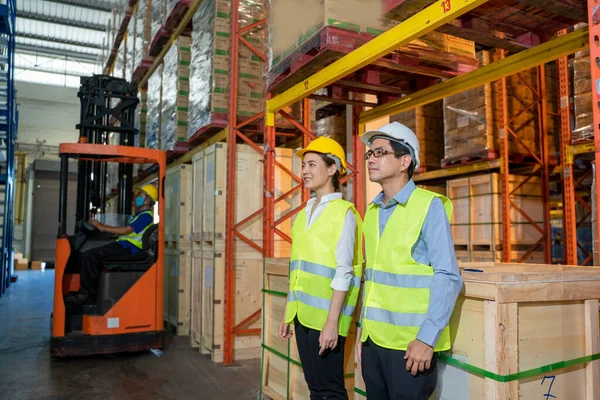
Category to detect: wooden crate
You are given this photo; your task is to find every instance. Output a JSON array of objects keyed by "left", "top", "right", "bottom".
[
  {"left": 447, "top": 173, "right": 544, "bottom": 254},
  {"left": 196, "top": 249, "right": 263, "bottom": 363},
  {"left": 164, "top": 244, "right": 192, "bottom": 336},
  {"left": 190, "top": 246, "right": 204, "bottom": 349},
  {"left": 455, "top": 250, "right": 545, "bottom": 264},
  {"left": 165, "top": 164, "right": 193, "bottom": 244},
  {"left": 261, "top": 258, "right": 357, "bottom": 399},
  {"left": 355, "top": 262, "right": 600, "bottom": 399},
  {"left": 191, "top": 143, "right": 300, "bottom": 256}
]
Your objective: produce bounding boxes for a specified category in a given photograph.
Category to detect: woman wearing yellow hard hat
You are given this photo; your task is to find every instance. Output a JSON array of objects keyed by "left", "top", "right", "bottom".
[{"left": 278, "top": 136, "right": 363, "bottom": 399}]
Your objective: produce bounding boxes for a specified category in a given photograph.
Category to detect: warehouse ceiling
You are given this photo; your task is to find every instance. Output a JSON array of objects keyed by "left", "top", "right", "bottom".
[{"left": 15, "top": 0, "right": 112, "bottom": 86}]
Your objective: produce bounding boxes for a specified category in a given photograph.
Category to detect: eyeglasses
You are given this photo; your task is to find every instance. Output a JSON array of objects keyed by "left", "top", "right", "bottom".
[{"left": 364, "top": 148, "right": 404, "bottom": 161}]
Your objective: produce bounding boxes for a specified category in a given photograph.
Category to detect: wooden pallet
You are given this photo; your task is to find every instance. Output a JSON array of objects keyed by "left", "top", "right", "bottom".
[
  {"left": 165, "top": 0, "right": 193, "bottom": 31},
  {"left": 149, "top": 27, "right": 172, "bottom": 57},
  {"left": 355, "top": 262, "right": 600, "bottom": 399},
  {"left": 261, "top": 258, "right": 357, "bottom": 399},
  {"left": 268, "top": 26, "right": 477, "bottom": 95},
  {"left": 442, "top": 149, "right": 499, "bottom": 169}
]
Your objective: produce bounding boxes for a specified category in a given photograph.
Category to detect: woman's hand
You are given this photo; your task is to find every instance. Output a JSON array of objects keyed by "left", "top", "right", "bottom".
[
  {"left": 278, "top": 318, "right": 293, "bottom": 340},
  {"left": 318, "top": 319, "right": 338, "bottom": 355}
]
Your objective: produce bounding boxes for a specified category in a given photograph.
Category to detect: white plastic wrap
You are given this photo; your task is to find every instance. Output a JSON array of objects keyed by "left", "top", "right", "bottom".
[
  {"left": 146, "top": 64, "right": 163, "bottom": 149},
  {"left": 161, "top": 37, "right": 191, "bottom": 151},
  {"left": 152, "top": 0, "right": 166, "bottom": 44},
  {"left": 188, "top": 0, "right": 266, "bottom": 139},
  {"left": 134, "top": 0, "right": 151, "bottom": 70},
  {"left": 125, "top": 17, "right": 135, "bottom": 82}
]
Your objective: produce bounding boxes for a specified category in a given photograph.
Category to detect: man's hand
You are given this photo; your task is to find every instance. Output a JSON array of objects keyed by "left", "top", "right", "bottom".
[
  {"left": 318, "top": 319, "right": 338, "bottom": 355},
  {"left": 404, "top": 339, "right": 434, "bottom": 376},
  {"left": 89, "top": 219, "right": 102, "bottom": 229},
  {"left": 278, "top": 318, "right": 293, "bottom": 340}
]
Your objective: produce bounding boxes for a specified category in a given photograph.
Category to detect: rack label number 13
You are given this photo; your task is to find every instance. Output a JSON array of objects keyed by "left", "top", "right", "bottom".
[{"left": 441, "top": 0, "right": 451, "bottom": 13}]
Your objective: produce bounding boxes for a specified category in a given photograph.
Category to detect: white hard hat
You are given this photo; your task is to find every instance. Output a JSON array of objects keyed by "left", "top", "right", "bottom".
[{"left": 361, "top": 121, "right": 421, "bottom": 171}]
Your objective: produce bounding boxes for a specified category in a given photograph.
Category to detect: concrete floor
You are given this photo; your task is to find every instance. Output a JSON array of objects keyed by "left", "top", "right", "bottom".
[{"left": 0, "top": 270, "right": 262, "bottom": 400}]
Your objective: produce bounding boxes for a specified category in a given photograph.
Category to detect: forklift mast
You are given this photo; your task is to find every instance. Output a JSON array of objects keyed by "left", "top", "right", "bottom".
[{"left": 75, "top": 75, "right": 139, "bottom": 227}]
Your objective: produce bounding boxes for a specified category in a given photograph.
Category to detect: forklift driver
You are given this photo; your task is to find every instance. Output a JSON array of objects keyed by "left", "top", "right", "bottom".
[{"left": 64, "top": 184, "right": 158, "bottom": 305}]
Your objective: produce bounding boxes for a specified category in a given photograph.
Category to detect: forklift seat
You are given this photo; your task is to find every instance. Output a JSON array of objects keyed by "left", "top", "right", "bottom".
[
  {"left": 95, "top": 224, "right": 159, "bottom": 315},
  {"left": 102, "top": 223, "right": 159, "bottom": 271}
]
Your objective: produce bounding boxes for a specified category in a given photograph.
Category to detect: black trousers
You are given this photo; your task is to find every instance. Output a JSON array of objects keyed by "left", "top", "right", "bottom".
[
  {"left": 361, "top": 338, "right": 437, "bottom": 400},
  {"left": 294, "top": 319, "right": 348, "bottom": 400},
  {"left": 80, "top": 242, "right": 131, "bottom": 293}
]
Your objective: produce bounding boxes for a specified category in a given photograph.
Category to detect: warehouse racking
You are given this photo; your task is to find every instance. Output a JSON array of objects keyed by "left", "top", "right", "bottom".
[
  {"left": 99, "top": 0, "right": 600, "bottom": 365},
  {"left": 0, "top": 0, "right": 17, "bottom": 297}
]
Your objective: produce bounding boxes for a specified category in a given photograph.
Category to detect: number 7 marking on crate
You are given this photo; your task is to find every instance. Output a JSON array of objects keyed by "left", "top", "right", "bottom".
[
  {"left": 441, "top": 0, "right": 451, "bottom": 13},
  {"left": 541, "top": 376, "right": 556, "bottom": 399}
]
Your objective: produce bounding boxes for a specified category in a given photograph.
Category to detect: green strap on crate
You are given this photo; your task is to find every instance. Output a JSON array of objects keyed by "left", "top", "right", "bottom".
[{"left": 263, "top": 288, "right": 286, "bottom": 297}]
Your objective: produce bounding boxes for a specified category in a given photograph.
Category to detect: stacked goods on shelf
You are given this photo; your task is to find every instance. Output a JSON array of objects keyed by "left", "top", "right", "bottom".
[
  {"left": 114, "top": 39, "right": 126, "bottom": 79},
  {"left": 160, "top": 36, "right": 191, "bottom": 152},
  {"left": 126, "top": 15, "right": 135, "bottom": 81},
  {"left": 390, "top": 101, "right": 445, "bottom": 172},
  {"left": 152, "top": 0, "right": 167, "bottom": 43},
  {"left": 188, "top": 0, "right": 267, "bottom": 142},
  {"left": 442, "top": 51, "right": 541, "bottom": 167},
  {"left": 145, "top": 64, "right": 163, "bottom": 149},
  {"left": 447, "top": 173, "right": 545, "bottom": 263},
  {"left": 313, "top": 114, "right": 346, "bottom": 150},
  {"left": 189, "top": 144, "right": 301, "bottom": 361},
  {"left": 356, "top": 263, "right": 600, "bottom": 399},
  {"left": 134, "top": 88, "right": 148, "bottom": 147},
  {"left": 573, "top": 47, "right": 592, "bottom": 142},
  {"left": 261, "top": 258, "right": 357, "bottom": 398},
  {"left": 267, "top": 0, "right": 476, "bottom": 91},
  {"left": 133, "top": 0, "right": 152, "bottom": 70},
  {"left": 164, "top": 164, "right": 193, "bottom": 335}
]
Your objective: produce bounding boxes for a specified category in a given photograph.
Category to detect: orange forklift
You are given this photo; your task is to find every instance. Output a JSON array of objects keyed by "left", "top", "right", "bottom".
[
  {"left": 51, "top": 143, "right": 166, "bottom": 357},
  {"left": 50, "top": 75, "right": 167, "bottom": 356}
]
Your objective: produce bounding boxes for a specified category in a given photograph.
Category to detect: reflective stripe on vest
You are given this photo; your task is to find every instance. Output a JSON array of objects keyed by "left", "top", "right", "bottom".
[
  {"left": 116, "top": 210, "right": 153, "bottom": 249},
  {"left": 285, "top": 199, "right": 363, "bottom": 337},
  {"left": 360, "top": 188, "right": 453, "bottom": 351}
]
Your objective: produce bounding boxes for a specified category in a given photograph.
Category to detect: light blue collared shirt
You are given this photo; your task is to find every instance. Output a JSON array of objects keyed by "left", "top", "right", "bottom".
[{"left": 370, "top": 180, "right": 463, "bottom": 347}]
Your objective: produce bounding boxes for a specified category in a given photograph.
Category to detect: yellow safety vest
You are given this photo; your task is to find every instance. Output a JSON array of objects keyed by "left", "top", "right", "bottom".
[
  {"left": 285, "top": 198, "right": 363, "bottom": 337},
  {"left": 360, "top": 188, "right": 453, "bottom": 351},
  {"left": 116, "top": 210, "right": 154, "bottom": 249}
]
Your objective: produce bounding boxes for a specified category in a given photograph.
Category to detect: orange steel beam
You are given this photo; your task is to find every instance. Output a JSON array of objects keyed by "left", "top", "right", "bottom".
[
  {"left": 538, "top": 65, "right": 552, "bottom": 264},
  {"left": 499, "top": 50, "right": 512, "bottom": 262},
  {"left": 588, "top": 0, "right": 600, "bottom": 267}
]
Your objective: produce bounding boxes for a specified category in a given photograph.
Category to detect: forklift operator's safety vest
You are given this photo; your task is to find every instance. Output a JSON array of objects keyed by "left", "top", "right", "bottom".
[
  {"left": 285, "top": 199, "right": 363, "bottom": 337},
  {"left": 360, "top": 188, "right": 453, "bottom": 351},
  {"left": 116, "top": 211, "right": 154, "bottom": 249}
]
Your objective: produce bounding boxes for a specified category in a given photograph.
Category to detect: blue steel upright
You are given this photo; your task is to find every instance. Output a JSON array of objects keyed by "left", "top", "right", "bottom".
[{"left": 0, "top": 0, "right": 17, "bottom": 297}]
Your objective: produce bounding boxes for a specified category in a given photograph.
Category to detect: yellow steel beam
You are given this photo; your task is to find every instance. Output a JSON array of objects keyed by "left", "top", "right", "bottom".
[
  {"left": 414, "top": 158, "right": 501, "bottom": 182},
  {"left": 360, "top": 27, "right": 589, "bottom": 124},
  {"left": 138, "top": 0, "right": 203, "bottom": 88},
  {"left": 266, "top": 0, "right": 490, "bottom": 115},
  {"left": 571, "top": 141, "right": 595, "bottom": 156}
]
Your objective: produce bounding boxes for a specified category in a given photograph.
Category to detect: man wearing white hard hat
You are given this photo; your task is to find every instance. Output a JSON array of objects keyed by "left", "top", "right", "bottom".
[{"left": 356, "top": 121, "right": 463, "bottom": 399}]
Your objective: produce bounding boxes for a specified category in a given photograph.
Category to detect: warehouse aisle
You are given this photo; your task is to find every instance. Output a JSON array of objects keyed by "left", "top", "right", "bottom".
[{"left": 0, "top": 270, "right": 261, "bottom": 400}]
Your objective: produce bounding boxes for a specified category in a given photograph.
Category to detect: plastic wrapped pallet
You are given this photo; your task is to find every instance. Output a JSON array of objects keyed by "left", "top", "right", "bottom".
[
  {"left": 161, "top": 36, "right": 191, "bottom": 151},
  {"left": 391, "top": 101, "right": 444, "bottom": 172},
  {"left": 188, "top": 0, "right": 266, "bottom": 141},
  {"left": 313, "top": 114, "right": 346, "bottom": 149},
  {"left": 146, "top": 64, "right": 163, "bottom": 149},
  {"left": 442, "top": 50, "right": 539, "bottom": 166},
  {"left": 114, "top": 0, "right": 126, "bottom": 33},
  {"left": 114, "top": 40, "right": 125, "bottom": 79},
  {"left": 135, "top": 88, "right": 148, "bottom": 147},
  {"left": 573, "top": 47, "right": 593, "bottom": 142},
  {"left": 125, "top": 21, "right": 135, "bottom": 81},
  {"left": 152, "top": 0, "right": 167, "bottom": 44},
  {"left": 134, "top": 0, "right": 151, "bottom": 70}
]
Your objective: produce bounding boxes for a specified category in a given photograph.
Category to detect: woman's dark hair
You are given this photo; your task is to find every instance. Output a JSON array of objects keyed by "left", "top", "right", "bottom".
[
  {"left": 318, "top": 154, "right": 341, "bottom": 192},
  {"left": 390, "top": 140, "right": 415, "bottom": 179}
]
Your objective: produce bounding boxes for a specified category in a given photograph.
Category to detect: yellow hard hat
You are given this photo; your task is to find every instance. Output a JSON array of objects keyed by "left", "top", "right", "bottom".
[
  {"left": 139, "top": 184, "right": 158, "bottom": 202},
  {"left": 296, "top": 136, "right": 347, "bottom": 175}
]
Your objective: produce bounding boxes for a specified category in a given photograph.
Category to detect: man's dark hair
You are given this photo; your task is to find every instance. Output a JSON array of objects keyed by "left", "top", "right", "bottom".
[{"left": 389, "top": 140, "right": 415, "bottom": 179}]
